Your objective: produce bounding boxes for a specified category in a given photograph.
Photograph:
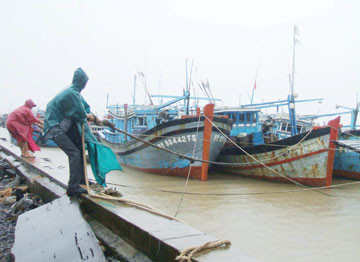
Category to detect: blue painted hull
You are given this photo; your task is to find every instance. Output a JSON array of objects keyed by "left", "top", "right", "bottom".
[
  {"left": 32, "top": 130, "right": 57, "bottom": 147},
  {"left": 333, "top": 130, "right": 360, "bottom": 180},
  {"left": 10, "top": 129, "right": 57, "bottom": 148},
  {"left": 99, "top": 116, "right": 232, "bottom": 179}
]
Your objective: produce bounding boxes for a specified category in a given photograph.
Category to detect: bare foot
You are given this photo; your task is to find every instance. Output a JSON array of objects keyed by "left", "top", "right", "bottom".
[{"left": 21, "top": 154, "right": 35, "bottom": 158}]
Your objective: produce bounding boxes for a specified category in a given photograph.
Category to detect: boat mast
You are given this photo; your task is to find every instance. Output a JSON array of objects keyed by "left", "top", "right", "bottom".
[
  {"left": 185, "top": 59, "right": 193, "bottom": 115},
  {"left": 288, "top": 25, "right": 299, "bottom": 136},
  {"left": 185, "top": 59, "right": 189, "bottom": 115},
  {"left": 352, "top": 94, "right": 359, "bottom": 129},
  {"left": 145, "top": 49, "right": 147, "bottom": 105},
  {"left": 133, "top": 75, "right": 136, "bottom": 106},
  {"left": 251, "top": 49, "right": 262, "bottom": 104}
]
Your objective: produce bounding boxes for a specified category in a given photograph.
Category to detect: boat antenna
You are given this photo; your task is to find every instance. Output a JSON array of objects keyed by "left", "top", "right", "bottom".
[
  {"left": 205, "top": 79, "right": 215, "bottom": 104},
  {"left": 133, "top": 75, "right": 136, "bottom": 106},
  {"left": 192, "top": 66, "right": 199, "bottom": 110},
  {"left": 250, "top": 46, "right": 263, "bottom": 104},
  {"left": 288, "top": 24, "right": 300, "bottom": 136},
  {"left": 352, "top": 93, "right": 359, "bottom": 129},
  {"left": 198, "top": 80, "right": 211, "bottom": 101},
  {"left": 145, "top": 48, "right": 147, "bottom": 105},
  {"left": 137, "top": 71, "right": 153, "bottom": 105},
  {"left": 186, "top": 59, "right": 195, "bottom": 115},
  {"left": 159, "top": 72, "right": 163, "bottom": 105}
]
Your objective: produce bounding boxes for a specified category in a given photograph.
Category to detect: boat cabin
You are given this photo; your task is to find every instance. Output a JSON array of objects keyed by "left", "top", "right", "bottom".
[
  {"left": 269, "top": 117, "right": 313, "bottom": 139},
  {"left": 214, "top": 107, "right": 265, "bottom": 145},
  {"left": 104, "top": 104, "right": 180, "bottom": 143}
]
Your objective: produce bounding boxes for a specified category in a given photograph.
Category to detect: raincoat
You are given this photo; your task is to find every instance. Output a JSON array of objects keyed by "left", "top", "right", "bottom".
[
  {"left": 6, "top": 99, "right": 40, "bottom": 152},
  {"left": 44, "top": 68, "right": 122, "bottom": 186}
]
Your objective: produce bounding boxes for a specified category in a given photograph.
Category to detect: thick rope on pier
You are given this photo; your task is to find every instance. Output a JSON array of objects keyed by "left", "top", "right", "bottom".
[
  {"left": 175, "top": 239, "right": 231, "bottom": 262},
  {"left": 81, "top": 124, "right": 180, "bottom": 222}
]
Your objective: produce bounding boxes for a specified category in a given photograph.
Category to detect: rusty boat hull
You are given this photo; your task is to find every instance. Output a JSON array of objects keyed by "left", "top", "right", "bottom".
[
  {"left": 99, "top": 116, "right": 232, "bottom": 179},
  {"left": 333, "top": 129, "right": 360, "bottom": 180},
  {"left": 215, "top": 118, "right": 340, "bottom": 186}
]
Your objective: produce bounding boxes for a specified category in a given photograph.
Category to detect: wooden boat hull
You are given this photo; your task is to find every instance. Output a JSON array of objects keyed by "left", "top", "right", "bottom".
[
  {"left": 215, "top": 119, "right": 340, "bottom": 186},
  {"left": 333, "top": 130, "right": 360, "bottom": 180},
  {"left": 99, "top": 116, "right": 232, "bottom": 179}
]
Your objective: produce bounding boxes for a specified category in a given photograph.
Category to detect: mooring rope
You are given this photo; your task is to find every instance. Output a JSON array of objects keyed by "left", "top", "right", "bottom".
[
  {"left": 204, "top": 116, "right": 312, "bottom": 185},
  {"left": 107, "top": 120, "right": 317, "bottom": 167},
  {"left": 104, "top": 116, "right": 347, "bottom": 194},
  {"left": 175, "top": 114, "right": 201, "bottom": 217},
  {"left": 94, "top": 179, "right": 360, "bottom": 196},
  {"left": 175, "top": 239, "right": 231, "bottom": 262},
  {"left": 219, "top": 126, "right": 315, "bottom": 166},
  {"left": 81, "top": 124, "right": 180, "bottom": 222},
  {"left": 203, "top": 115, "right": 332, "bottom": 196}
]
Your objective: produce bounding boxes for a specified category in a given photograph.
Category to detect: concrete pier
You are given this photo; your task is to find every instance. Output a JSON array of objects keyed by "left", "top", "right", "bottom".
[{"left": 0, "top": 139, "right": 255, "bottom": 262}]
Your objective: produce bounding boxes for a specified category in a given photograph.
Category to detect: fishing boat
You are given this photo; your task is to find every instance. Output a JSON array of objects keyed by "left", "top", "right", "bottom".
[
  {"left": 215, "top": 117, "right": 340, "bottom": 186},
  {"left": 33, "top": 110, "right": 57, "bottom": 147},
  {"left": 214, "top": 25, "right": 341, "bottom": 186},
  {"left": 261, "top": 115, "right": 313, "bottom": 140},
  {"left": 99, "top": 103, "right": 232, "bottom": 180},
  {"left": 32, "top": 127, "right": 57, "bottom": 147},
  {"left": 9, "top": 124, "right": 57, "bottom": 147},
  {"left": 333, "top": 129, "right": 360, "bottom": 180},
  {"left": 89, "top": 124, "right": 106, "bottom": 142},
  {"left": 299, "top": 101, "right": 360, "bottom": 180},
  {"left": 332, "top": 104, "right": 360, "bottom": 180}
]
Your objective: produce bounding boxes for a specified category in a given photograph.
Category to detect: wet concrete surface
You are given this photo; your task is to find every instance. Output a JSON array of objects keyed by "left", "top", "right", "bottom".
[{"left": 12, "top": 196, "right": 106, "bottom": 262}]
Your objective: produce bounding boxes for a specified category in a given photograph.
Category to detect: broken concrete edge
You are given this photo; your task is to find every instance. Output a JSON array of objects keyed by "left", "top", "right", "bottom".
[
  {"left": 0, "top": 144, "right": 67, "bottom": 189},
  {"left": 85, "top": 215, "right": 153, "bottom": 262},
  {"left": 80, "top": 196, "right": 183, "bottom": 262},
  {"left": 0, "top": 152, "right": 65, "bottom": 203}
]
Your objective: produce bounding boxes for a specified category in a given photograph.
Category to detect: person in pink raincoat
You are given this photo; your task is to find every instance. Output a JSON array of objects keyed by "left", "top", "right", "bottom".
[{"left": 6, "top": 99, "right": 44, "bottom": 158}]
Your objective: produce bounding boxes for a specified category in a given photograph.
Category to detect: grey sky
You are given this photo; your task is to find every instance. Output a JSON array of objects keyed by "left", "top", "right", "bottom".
[{"left": 1, "top": 0, "right": 359, "bottom": 125}]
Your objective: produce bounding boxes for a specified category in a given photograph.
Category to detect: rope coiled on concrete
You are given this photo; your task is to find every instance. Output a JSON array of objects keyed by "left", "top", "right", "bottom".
[{"left": 175, "top": 239, "right": 231, "bottom": 262}]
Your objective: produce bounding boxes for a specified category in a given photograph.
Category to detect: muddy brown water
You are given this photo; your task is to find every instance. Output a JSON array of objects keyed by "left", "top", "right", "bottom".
[{"left": 1, "top": 128, "right": 360, "bottom": 261}]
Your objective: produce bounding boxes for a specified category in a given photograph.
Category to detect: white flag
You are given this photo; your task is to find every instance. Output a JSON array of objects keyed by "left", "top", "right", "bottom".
[
  {"left": 294, "top": 25, "right": 300, "bottom": 36},
  {"left": 294, "top": 25, "right": 300, "bottom": 45}
]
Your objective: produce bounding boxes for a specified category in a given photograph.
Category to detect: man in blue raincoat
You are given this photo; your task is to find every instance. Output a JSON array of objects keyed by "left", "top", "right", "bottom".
[{"left": 43, "top": 68, "right": 122, "bottom": 197}]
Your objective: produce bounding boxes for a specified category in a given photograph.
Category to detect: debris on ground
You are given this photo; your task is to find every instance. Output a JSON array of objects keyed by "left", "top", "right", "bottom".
[
  {"left": 85, "top": 183, "right": 123, "bottom": 198},
  {"left": 104, "top": 187, "right": 123, "bottom": 198},
  {"left": 0, "top": 157, "right": 42, "bottom": 262},
  {"left": 0, "top": 157, "right": 122, "bottom": 262}
]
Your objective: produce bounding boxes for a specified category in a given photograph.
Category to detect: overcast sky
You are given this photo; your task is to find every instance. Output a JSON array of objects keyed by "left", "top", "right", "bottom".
[{"left": 1, "top": 0, "right": 359, "bottom": 125}]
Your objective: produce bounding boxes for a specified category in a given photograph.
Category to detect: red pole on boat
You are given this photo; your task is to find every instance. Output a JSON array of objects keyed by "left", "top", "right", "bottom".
[
  {"left": 201, "top": 104, "right": 214, "bottom": 181},
  {"left": 196, "top": 107, "right": 200, "bottom": 116},
  {"left": 325, "top": 116, "right": 341, "bottom": 187}
]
